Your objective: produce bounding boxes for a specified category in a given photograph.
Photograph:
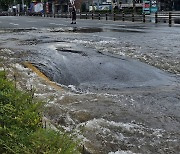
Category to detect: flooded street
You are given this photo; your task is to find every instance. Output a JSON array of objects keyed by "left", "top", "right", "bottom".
[{"left": 0, "top": 17, "right": 180, "bottom": 154}]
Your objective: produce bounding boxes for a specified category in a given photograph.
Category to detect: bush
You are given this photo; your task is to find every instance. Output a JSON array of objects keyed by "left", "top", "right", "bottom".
[{"left": 0, "top": 71, "right": 80, "bottom": 154}]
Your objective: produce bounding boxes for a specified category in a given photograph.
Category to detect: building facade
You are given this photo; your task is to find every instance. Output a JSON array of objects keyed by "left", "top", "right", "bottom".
[
  {"left": 31, "top": 0, "right": 180, "bottom": 13},
  {"left": 158, "top": 0, "right": 180, "bottom": 11}
]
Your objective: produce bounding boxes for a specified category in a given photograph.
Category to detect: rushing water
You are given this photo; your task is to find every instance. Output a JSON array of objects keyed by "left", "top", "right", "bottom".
[{"left": 0, "top": 25, "right": 180, "bottom": 154}]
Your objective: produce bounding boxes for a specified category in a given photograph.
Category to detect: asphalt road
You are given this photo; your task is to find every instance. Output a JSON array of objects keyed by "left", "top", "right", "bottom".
[
  {"left": 0, "top": 15, "right": 159, "bottom": 30},
  {"left": 0, "top": 16, "right": 178, "bottom": 91},
  {"left": 0, "top": 16, "right": 180, "bottom": 154},
  {"left": 0, "top": 16, "right": 71, "bottom": 29},
  {"left": 0, "top": 16, "right": 179, "bottom": 89}
]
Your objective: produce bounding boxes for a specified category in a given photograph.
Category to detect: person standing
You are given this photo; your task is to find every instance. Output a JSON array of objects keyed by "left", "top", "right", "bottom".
[{"left": 71, "top": 5, "right": 76, "bottom": 24}]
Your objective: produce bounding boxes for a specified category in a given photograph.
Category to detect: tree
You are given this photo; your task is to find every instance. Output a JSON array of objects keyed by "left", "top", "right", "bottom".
[
  {"left": 0, "top": 0, "right": 13, "bottom": 10},
  {"left": 0, "top": 0, "right": 32, "bottom": 11}
]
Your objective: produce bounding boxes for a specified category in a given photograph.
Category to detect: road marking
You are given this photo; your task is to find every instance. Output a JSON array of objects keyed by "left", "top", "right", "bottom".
[
  {"left": 98, "top": 23, "right": 126, "bottom": 27},
  {"left": 31, "top": 27, "right": 37, "bottom": 29},
  {"left": 9, "top": 23, "right": 19, "bottom": 26},
  {"left": 49, "top": 23, "right": 67, "bottom": 26},
  {"left": 93, "top": 34, "right": 117, "bottom": 40},
  {"left": 27, "top": 21, "right": 37, "bottom": 23}
]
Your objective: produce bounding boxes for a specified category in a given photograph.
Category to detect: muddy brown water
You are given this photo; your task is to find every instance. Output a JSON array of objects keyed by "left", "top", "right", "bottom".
[{"left": 0, "top": 26, "right": 180, "bottom": 154}]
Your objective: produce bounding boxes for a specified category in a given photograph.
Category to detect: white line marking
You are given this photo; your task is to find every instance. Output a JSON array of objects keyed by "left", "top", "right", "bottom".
[
  {"left": 9, "top": 23, "right": 19, "bottom": 26},
  {"left": 97, "top": 23, "right": 126, "bottom": 27},
  {"left": 31, "top": 27, "right": 37, "bottom": 29},
  {"left": 56, "top": 24, "right": 66, "bottom": 26},
  {"left": 93, "top": 34, "right": 117, "bottom": 40},
  {"left": 49, "top": 23, "right": 66, "bottom": 26},
  {"left": 27, "top": 21, "right": 37, "bottom": 23}
]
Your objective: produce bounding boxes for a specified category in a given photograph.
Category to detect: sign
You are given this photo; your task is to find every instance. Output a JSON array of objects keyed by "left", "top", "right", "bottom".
[
  {"left": 151, "top": 0, "right": 158, "bottom": 13},
  {"left": 34, "top": 3, "right": 43, "bottom": 13},
  {"left": 143, "top": 0, "right": 150, "bottom": 14}
]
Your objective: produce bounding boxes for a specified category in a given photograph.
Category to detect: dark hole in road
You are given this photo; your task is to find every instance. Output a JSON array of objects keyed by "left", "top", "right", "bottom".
[
  {"left": 20, "top": 39, "right": 41, "bottom": 45},
  {"left": 71, "top": 27, "right": 103, "bottom": 33},
  {"left": 107, "top": 28, "right": 146, "bottom": 33},
  {"left": 70, "top": 27, "right": 145, "bottom": 33},
  {"left": 12, "top": 28, "right": 37, "bottom": 32},
  {"left": 20, "top": 39, "right": 66, "bottom": 45},
  {"left": 10, "top": 28, "right": 37, "bottom": 32},
  {"left": 56, "top": 48, "right": 88, "bottom": 56},
  {"left": 50, "top": 27, "right": 144, "bottom": 33}
]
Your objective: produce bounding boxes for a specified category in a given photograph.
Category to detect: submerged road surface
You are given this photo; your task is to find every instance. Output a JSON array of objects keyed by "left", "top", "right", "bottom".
[
  {"left": 27, "top": 41, "right": 177, "bottom": 92},
  {"left": 0, "top": 16, "right": 180, "bottom": 154}
]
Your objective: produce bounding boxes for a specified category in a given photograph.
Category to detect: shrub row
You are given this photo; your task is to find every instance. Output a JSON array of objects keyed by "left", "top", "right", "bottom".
[{"left": 0, "top": 70, "right": 80, "bottom": 154}]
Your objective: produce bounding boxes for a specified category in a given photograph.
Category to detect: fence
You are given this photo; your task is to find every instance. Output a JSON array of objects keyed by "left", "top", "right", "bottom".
[
  {"left": 3, "top": 11, "right": 180, "bottom": 27},
  {"left": 51, "top": 12, "right": 180, "bottom": 27}
]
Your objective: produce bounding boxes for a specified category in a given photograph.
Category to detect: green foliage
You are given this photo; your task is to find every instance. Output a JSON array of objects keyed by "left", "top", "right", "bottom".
[
  {"left": 0, "top": 0, "right": 32, "bottom": 11},
  {"left": 81, "top": 3, "right": 87, "bottom": 12},
  {"left": 29, "top": 129, "right": 80, "bottom": 154},
  {"left": 0, "top": 71, "right": 80, "bottom": 154},
  {"left": 122, "top": 7, "right": 142, "bottom": 15}
]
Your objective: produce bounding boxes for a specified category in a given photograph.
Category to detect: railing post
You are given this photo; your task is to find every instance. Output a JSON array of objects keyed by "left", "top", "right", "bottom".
[
  {"left": 132, "top": 13, "right": 134, "bottom": 22},
  {"left": 92, "top": 13, "right": 93, "bottom": 20},
  {"left": 106, "top": 13, "right": 108, "bottom": 20},
  {"left": 155, "top": 12, "right": 158, "bottom": 24},
  {"left": 114, "top": 13, "right": 116, "bottom": 21},
  {"left": 169, "top": 12, "right": 172, "bottom": 27},
  {"left": 143, "top": 13, "right": 145, "bottom": 23},
  {"left": 122, "top": 12, "right": 125, "bottom": 21},
  {"left": 80, "top": 12, "right": 81, "bottom": 19},
  {"left": 99, "top": 13, "right": 100, "bottom": 20},
  {"left": 86, "top": 13, "right": 87, "bottom": 19}
]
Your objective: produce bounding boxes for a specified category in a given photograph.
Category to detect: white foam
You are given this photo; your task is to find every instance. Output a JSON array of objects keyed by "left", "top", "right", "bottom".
[
  {"left": 1, "top": 48, "right": 14, "bottom": 54},
  {"left": 0, "top": 67, "right": 4, "bottom": 71},
  {"left": 84, "top": 118, "right": 140, "bottom": 132},
  {"left": 13, "top": 63, "right": 28, "bottom": 71},
  {"left": 109, "top": 150, "right": 139, "bottom": 154}
]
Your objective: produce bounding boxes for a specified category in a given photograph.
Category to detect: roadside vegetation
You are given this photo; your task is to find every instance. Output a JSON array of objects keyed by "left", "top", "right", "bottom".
[{"left": 0, "top": 70, "right": 80, "bottom": 154}]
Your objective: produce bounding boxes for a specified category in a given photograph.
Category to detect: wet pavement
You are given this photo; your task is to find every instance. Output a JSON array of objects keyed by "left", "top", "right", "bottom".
[{"left": 0, "top": 16, "right": 180, "bottom": 154}]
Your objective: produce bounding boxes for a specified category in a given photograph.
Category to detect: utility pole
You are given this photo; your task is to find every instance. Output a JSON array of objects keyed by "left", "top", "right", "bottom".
[
  {"left": 117, "top": 0, "right": 120, "bottom": 11},
  {"left": 111, "top": 0, "right": 114, "bottom": 14},
  {"left": 92, "top": 0, "right": 94, "bottom": 13},
  {"left": 133, "top": 0, "right": 136, "bottom": 13},
  {"left": 22, "top": 0, "right": 24, "bottom": 12}
]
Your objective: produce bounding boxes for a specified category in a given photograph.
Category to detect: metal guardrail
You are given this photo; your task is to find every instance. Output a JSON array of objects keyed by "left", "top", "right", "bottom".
[
  {"left": 52, "top": 12, "right": 180, "bottom": 26},
  {"left": 2, "top": 11, "right": 180, "bottom": 26}
]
